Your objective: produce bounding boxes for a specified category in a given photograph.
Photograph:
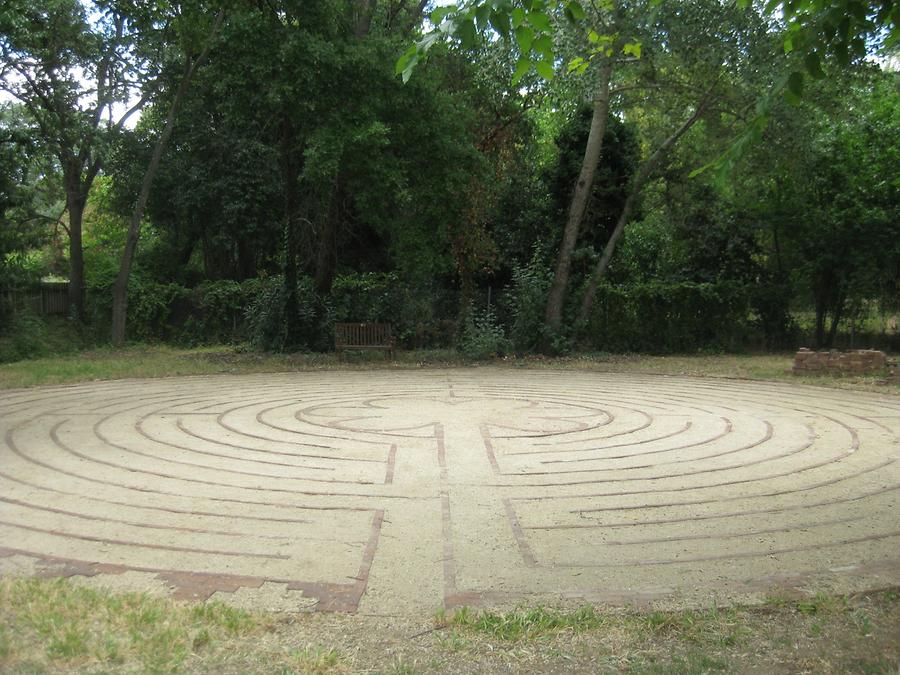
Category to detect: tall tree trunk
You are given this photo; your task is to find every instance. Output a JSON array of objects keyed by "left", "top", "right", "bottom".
[
  {"left": 314, "top": 175, "right": 342, "bottom": 295},
  {"left": 65, "top": 188, "right": 86, "bottom": 320},
  {"left": 111, "top": 10, "right": 224, "bottom": 347},
  {"left": 356, "top": 0, "right": 377, "bottom": 36},
  {"left": 280, "top": 114, "right": 303, "bottom": 350},
  {"left": 236, "top": 238, "right": 256, "bottom": 281},
  {"left": 814, "top": 290, "right": 827, "bottom": 348},
  {"left": 826, "top": 290, "right": 845, "bottom": 348},
  {"left": 576, "top": 98, "right": 710, "bottom": 329},
  {"left": 542, "top": 61, "right": 613, "bottom": 347}
]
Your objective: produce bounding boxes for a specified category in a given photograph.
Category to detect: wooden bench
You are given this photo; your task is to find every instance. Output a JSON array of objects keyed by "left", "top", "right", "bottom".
[{"left": 335, "top": 323, "right": 396, "bottom": 360}]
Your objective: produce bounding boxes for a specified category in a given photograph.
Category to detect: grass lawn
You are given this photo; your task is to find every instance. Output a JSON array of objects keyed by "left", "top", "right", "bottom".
[
  {"left": 1, "top": 577, "right": 897, "bottom": 673},
  {"left": 0, "top": 344, "right": 896, "bottom": 394}
]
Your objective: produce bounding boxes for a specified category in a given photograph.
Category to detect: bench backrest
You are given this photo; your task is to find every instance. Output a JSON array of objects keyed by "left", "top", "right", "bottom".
[{"left": 335, "top": 323, "right": 393, "bottom": 346}]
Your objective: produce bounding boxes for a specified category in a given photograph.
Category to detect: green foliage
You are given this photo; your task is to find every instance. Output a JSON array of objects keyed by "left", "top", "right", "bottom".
[
  {"left": 0, "top": 310, "right": 47, "bottom": 363},
  {"left": 504, "top": 251, "right": 553, "bottom": 353},
  {"left": 245, "top": 276, "right": 320, "bottom": 353},
  {"left": 459, "top": 305, "right": 511, "bottom": 359},
  {"left": 584, "top": 281, "right": 767, "bottom": 353},
  {"left": 330, "top": 273, "right": 404, "bottom": 327},
  {"left": 0, "top": 311, "right": 94, "bottom": 364}
]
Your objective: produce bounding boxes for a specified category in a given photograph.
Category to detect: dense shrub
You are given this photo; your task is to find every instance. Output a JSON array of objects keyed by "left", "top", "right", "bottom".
[
  {"left": 244, "top": 275, "right": 323, "bottom": 352},
  {"left": 177, "top": 279, "right": 265, "bottom": 346},
  {"left": 330, "top": 273, "right": 403, "bottom": 325},
  {"left": 583, "top": 281, "right": 764, "bottom": 353},
  {"left": 0, "top": 310, "right": 47, "bottom": 362},
  {"left": 504, "top": 253, "right": 553, "bottom": 353},
  {"left": 86, "top": 275, "right": 189, "bottom": 342},
  {"left": 459, "top": 306, "right": 511, "bottom": 359}
]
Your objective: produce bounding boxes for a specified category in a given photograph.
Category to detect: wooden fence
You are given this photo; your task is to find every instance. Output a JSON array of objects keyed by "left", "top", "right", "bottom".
[{"left": 1, "top": 282, "right": 71, "bottom": 316}]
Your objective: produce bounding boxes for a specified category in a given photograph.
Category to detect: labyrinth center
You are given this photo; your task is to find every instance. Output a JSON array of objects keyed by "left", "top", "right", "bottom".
[{"left": 0, "top": 369, "right": 898, "bottom": 613}]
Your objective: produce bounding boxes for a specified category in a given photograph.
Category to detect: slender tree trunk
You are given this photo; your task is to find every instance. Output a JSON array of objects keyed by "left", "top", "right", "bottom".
[
  {"left": 542, "top": 61, "right": 613, "bottom": 347},
  {"left": 65, "top": 188, "right": 86, "bottom": 320},
  {"left": 314, "top": 176, "right": 341, "bottom": 295},
  {"left": 576, "top": 98, "right": 710, "bottom": 329},
  {"left": 236, "top": 238, "right": 256, "bottom": 281},
  {"left": 814, "top": 290, "right": 827, "bottom": 348},
  {"left": 280, "top": 114, "right": 303, "bottom": 350},
  {"left": 826, "top": 290, "right": 845, "bottom": 348},
  {"left": 111, "top": 10, "right": 224, "bottom": 346},
  {"left": 356, "top": 0, "right": 377, "bottom": 36}
]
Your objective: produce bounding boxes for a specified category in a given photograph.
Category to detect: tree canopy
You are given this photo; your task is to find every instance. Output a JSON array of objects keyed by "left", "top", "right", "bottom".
[{"left": 1, "top": 0, "right": 897, "bottom": 357}]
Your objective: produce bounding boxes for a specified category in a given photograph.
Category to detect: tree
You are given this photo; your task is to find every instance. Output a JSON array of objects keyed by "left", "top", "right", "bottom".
[
  {"left": 403, "top": 0, "right": 783, "bottom": 345},
  {"left": 0, "top": 0, "right": 159, "bottom": 319},
  {"left": 741, "top": 68, "right": 899, "bottom": 347},
  {"left": 110, "top": 7, "right": 224, "bottom": 346},
  {"left": 0, "top": 102, "right": 62, "bottom": 288}
]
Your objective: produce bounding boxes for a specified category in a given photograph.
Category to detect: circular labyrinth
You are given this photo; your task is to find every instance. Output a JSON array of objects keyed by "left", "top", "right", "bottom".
[{"left": 0, "top": 369, "right": 898, "bottom": 613}]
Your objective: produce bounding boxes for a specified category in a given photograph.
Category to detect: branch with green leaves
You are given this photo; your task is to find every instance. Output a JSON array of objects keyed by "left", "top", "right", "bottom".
[{"left": 395, "top": 0, "right": 647, "bottom": 84}]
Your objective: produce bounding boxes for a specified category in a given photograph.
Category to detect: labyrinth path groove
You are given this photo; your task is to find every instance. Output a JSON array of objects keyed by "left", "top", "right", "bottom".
[{"left": 0, "top": 369, "right": 898, "bottom": 613}]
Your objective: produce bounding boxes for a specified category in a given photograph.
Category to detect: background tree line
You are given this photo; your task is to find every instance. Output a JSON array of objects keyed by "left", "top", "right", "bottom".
[{"left": 1, "top": 0, "right": 898, "bottom": 362}]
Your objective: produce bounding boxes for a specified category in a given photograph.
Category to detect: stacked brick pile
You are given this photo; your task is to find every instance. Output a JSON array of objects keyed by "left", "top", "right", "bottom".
[{"left": 792, "top": 348, "right": 888, "bottom": 375}]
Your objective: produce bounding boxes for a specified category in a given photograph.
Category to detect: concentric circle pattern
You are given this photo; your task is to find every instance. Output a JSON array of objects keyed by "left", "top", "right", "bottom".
[{"left": 1, "top": 369, "right": 898, "bottom": 612}]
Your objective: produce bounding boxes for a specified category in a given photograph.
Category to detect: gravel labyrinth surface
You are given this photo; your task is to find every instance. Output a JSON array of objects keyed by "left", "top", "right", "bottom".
[{"left": 1, "top": 369, "right": 898, "bottom": 614}]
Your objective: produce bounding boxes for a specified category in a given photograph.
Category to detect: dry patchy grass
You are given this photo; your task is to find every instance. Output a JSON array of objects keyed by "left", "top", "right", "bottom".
[
  {"left": 0, "top": 345, "right": 896, "bottom": 395},
  {"left": 1, "top": 577, "right": 897, "bottom": 674}
]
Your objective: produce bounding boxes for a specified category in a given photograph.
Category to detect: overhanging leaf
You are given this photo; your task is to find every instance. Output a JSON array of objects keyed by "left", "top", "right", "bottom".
[
  {"left": 515, "top": 25, "right": 535, "bottom": 52},
  {"left": 489, "top": 10, "right": 511, "bottom": 38},
  {"left": 511, "top": 7, "right": 526, "bottom": 28},
  {"left": 787, "top": 70, "right": 804, "bottom": 97},
  {"left": 623, "top": 41, "right": 641, "bottom": 58},
  {"left": 534, "top": 34, "right": 553, "bottom": 58},
  {"left": 527, "top": 11, "right": 552, "bottom": 32},
  {"left": 534, "top": 59, "right": 555, "bottom": 80},
  {"left": 512, "top": 57, "right": 531, "bottom": 84},
  {"left": 565, "top": 1, "right": 586, "bottom": 20},
  {"left": 457, "top": 17, "right": 476, "bottom": 48},
  {"left": 804, "top": 51, "right": 825, "bottom": 78}
]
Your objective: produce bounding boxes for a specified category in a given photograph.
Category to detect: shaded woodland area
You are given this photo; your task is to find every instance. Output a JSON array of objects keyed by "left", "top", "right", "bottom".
[{"left": 1, "top": 0, "right": 898, "bottom": 361}]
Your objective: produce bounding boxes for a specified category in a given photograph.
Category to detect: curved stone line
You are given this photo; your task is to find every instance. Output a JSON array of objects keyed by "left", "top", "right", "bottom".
[
  {"left": 0, "top": 382, "right": 174, "bottom": 415},
  {"left": 496, "top": 417, "right": 734, "bottom": 473},
  {"left": 472, "top": 387, "right": 676, "bottom": 414},
  {"left": 533, "top": 410, "right": 653, "bottom": 447},
  {"left": 190, "top": 391, "right": 396, "bottom": 449},
  {"left": 538, "top": 420, "right": 700, "bottom": 463},
  {"left": 159, "top": 418, "right": 339, "bottom": 471},
  {"left": 525, "top": 483, "right": 900, "bottom": 530},
  {"left": 134, "top": 413, "right": 335, "bottom": 477},
  {"left": 505, "top": 415, "right": 684, "bottom": 458},
  {"left": 137, "top": 414, "right": 341, "bottom": 474},
  {"left": 664, "top": 376, "right": 900, "bottom": 410},
  {"left": 85, "top": 419, "right": 378, "bottom": 486},
  {"left": 292, "top": 391, "right": 455, "bottom": 439},
  {"left": 3, "top": 419, "right": 406, "bottom": 505},
  {"left": 601, "top": 513, "right": 870, "bottom": 546},
  {"left": 487, "top": 399, "right": 613, "bottom": 438},
  {"left": 0, "top": 518, "right": 290, "bottom": 560},
  {"left": 0, "top": 496, "right": 300, "bottom": 541},
  {"left": 240, "top": 400, "right": 388, "bottom": 445},
  {"left": 563, "top": 457, "right": 897, "bottom": 512},
  {"left": 659, "top": 381, "right": 900, "bottom": 436},
  {"left": 0, "top": 470, "right": 317, "bottom": 524},
  {"left": 504, "top": 415, "right": 860, "bottom": 488},
  {"left": 545, "top": 531, "right": 900, "bottom": 568},
  {"left": 0, "top": 507, "right": 385, "bottom": 611},
  {"left": 510, "top": 423, "right": 812, "bottom": 484},
  {"left": 176, "top": 418, "right": 384, "bottom": 464}
]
